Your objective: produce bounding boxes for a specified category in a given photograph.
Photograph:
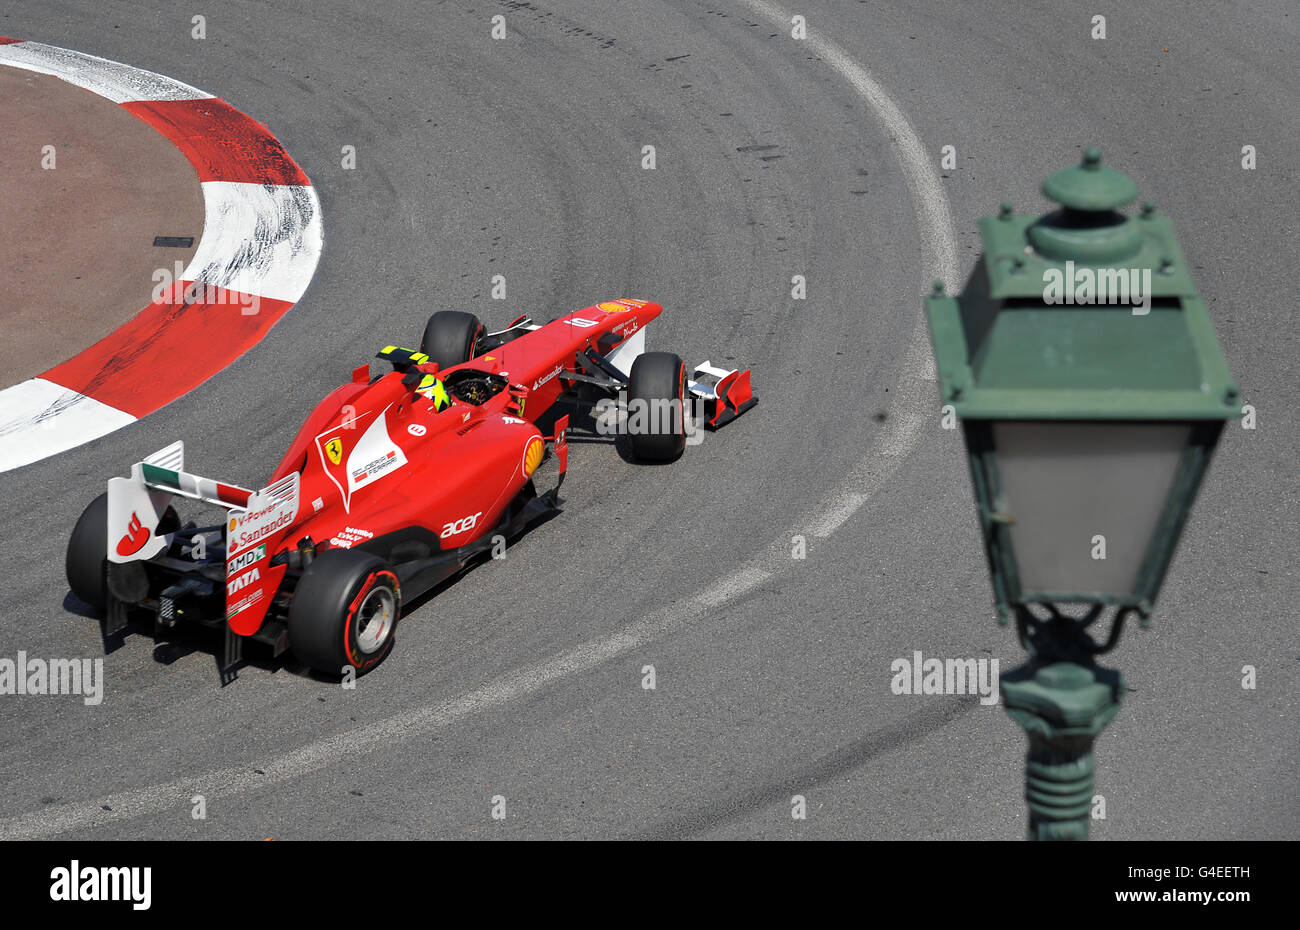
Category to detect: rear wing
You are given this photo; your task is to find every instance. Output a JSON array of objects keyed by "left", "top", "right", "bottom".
[
  {"left": 109, "top": 443, "right": 233, "bottom": 558},
  {"left": 106, "top": 441, "right": 300, "bottom": 647},
  {"left": 108, "top": 440, "right": 299, "bottom": 560}
]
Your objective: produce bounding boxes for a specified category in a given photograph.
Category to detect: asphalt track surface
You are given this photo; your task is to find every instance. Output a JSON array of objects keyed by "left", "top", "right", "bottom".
[{"left": 0, "top": 0, "right": 1295, "bottom": 839}]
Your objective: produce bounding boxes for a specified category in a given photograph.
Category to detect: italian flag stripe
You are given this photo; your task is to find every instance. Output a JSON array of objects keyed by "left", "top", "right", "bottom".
[
  {"left": 142, "top": 463, "right": 253, "bottom": 508},
  {"left": 141, "top": 463, "right": 180, "bottom": 487},
  {"left": 215, "top": 482, "right": 253, "bottom": 506}
]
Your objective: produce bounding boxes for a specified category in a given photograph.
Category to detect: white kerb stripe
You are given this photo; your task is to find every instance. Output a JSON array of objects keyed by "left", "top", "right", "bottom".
[
  {"left": 182, "top": 182, "right": 324, "bottom": 305},
  {"left": 0, "top": 40, "right": 213, "bottom": 104},
  {"left": 0, "top": 379, "right": 136, "bottom": 473}
]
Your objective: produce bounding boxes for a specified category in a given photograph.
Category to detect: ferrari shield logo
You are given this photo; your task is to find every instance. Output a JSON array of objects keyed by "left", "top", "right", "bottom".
[{"left": 324, "top": 437, "right": 343, "bottom": 465}]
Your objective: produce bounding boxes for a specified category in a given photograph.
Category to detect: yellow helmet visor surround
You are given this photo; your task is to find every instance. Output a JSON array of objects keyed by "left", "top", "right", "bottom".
[{"left": 417, "top": 374, "right": 451, "bottom": 412}]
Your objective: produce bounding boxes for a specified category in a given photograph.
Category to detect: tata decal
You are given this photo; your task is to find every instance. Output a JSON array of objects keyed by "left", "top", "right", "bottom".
[
  {"left": 315, "top": 406, "right": 408, "bottom": 512},
  {"left": 227, "top": 567, "right": 261, "bottom": 596}
]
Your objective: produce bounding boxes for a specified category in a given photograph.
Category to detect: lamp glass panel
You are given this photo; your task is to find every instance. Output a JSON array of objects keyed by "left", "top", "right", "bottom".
[{"left": 991, "top": 421, "right": 1191, "bottom": 597}]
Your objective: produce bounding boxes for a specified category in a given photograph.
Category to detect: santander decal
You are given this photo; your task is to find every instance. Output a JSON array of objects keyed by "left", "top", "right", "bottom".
[
  {"left": 116, "top": 511, "right": 150, "bottom": 556},
  {"left": 226, "top": 474, "right": 300, "bottom": 558}
]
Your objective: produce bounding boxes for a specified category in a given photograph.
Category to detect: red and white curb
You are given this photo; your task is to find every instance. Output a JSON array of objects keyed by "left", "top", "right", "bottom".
[{"left": 0, "top": 38, "right": 323, "bottom": 473}]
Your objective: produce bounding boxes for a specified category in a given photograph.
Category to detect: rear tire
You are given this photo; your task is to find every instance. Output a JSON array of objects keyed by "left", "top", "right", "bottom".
[
  {"left": 419, "top": 311, "right": 483, "bottom": 370},
  {"left": 288, "top": 549, "right": 401, "bottom": 676},
  {"left": 66, "top": 493, "right": 109, "bottom": 609},
  {"left": 626, "top": 352, "right": 687, "bottom": 462}
]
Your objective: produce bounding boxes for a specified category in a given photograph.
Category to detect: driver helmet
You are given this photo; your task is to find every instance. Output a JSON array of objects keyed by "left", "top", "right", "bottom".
[{"left": 416, "top": 373, "right": 451, "bottom": 412}]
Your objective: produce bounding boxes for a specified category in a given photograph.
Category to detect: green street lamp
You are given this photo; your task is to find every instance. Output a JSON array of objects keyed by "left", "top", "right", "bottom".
[{"left": 925, "top": 147, "right": 1239, "bottom": 840}]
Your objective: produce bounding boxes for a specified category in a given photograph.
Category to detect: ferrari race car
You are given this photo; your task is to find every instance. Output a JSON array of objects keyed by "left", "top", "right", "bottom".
[{"left": 65, "top": 299, "right": 756, "bottom": 680}]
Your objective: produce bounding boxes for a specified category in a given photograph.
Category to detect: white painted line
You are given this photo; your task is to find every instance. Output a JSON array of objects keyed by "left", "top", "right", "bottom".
[
  {"left": 0, "top": 379, "right": 136, "bottom": 472},
  {"left": 736, "top": 0, "right": 957, "bottom": 537},
  {"left": 0, "top": 567, "right": 772, "bottom": 839},
  {"left": 0, "top": 41, "right": 213, "bottom": 103},
  {"left": 696, "top": 565, "right": 770, "bottom": 608},
  {"left": 808, "top": 323, "right": 934, "bottom": 537},
  {"left": 183, "top": 182, "right": 324, "bottom": 305}
]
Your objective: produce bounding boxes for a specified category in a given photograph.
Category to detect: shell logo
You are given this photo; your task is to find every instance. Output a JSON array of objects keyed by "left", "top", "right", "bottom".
[
  {"left": 522, "top": 436, "right": 545, "bottom": 477},
  {"left": 229, "top": 517, "right": 237, "bottom": 532},
  {"left": 597, "top": 301, "right": 630, "bottom": 313}
]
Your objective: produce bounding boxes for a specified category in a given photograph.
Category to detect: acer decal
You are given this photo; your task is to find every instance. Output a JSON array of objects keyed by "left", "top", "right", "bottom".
[{"left": 441, "top": 512, "right": 482, "bottom": 538}]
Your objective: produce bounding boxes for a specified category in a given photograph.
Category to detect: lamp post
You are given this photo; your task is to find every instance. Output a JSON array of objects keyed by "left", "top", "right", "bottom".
[{"left": 925, "top": 147, "right": 1238, "bottom": 840}]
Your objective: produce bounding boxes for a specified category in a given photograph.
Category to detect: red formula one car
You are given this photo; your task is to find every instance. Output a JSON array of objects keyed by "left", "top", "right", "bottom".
[{"left": 65, "top": 300, "right": 756, "bottom": 680}]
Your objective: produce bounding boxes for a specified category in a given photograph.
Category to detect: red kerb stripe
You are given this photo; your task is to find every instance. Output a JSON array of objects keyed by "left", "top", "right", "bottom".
[
  {"left": 42, "top": 285, "right": 293, "bottom": 417},
  {"left": 122, "top": 98, "right": 310, "bottom": 186}
]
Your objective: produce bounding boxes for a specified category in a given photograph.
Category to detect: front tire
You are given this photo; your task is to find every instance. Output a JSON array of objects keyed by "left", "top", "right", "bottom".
[
  {"left": 67, "top": 493, "right": 109, "bottom": 609},
  {"left": 625, "top": 352, "right": 687, "bottom": 462},
  {"left": 419, "top": 310, "right": 483, "bottom": 370},
  {"left": 288, "top": 549, "right": 401, "bottom": 676}
]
